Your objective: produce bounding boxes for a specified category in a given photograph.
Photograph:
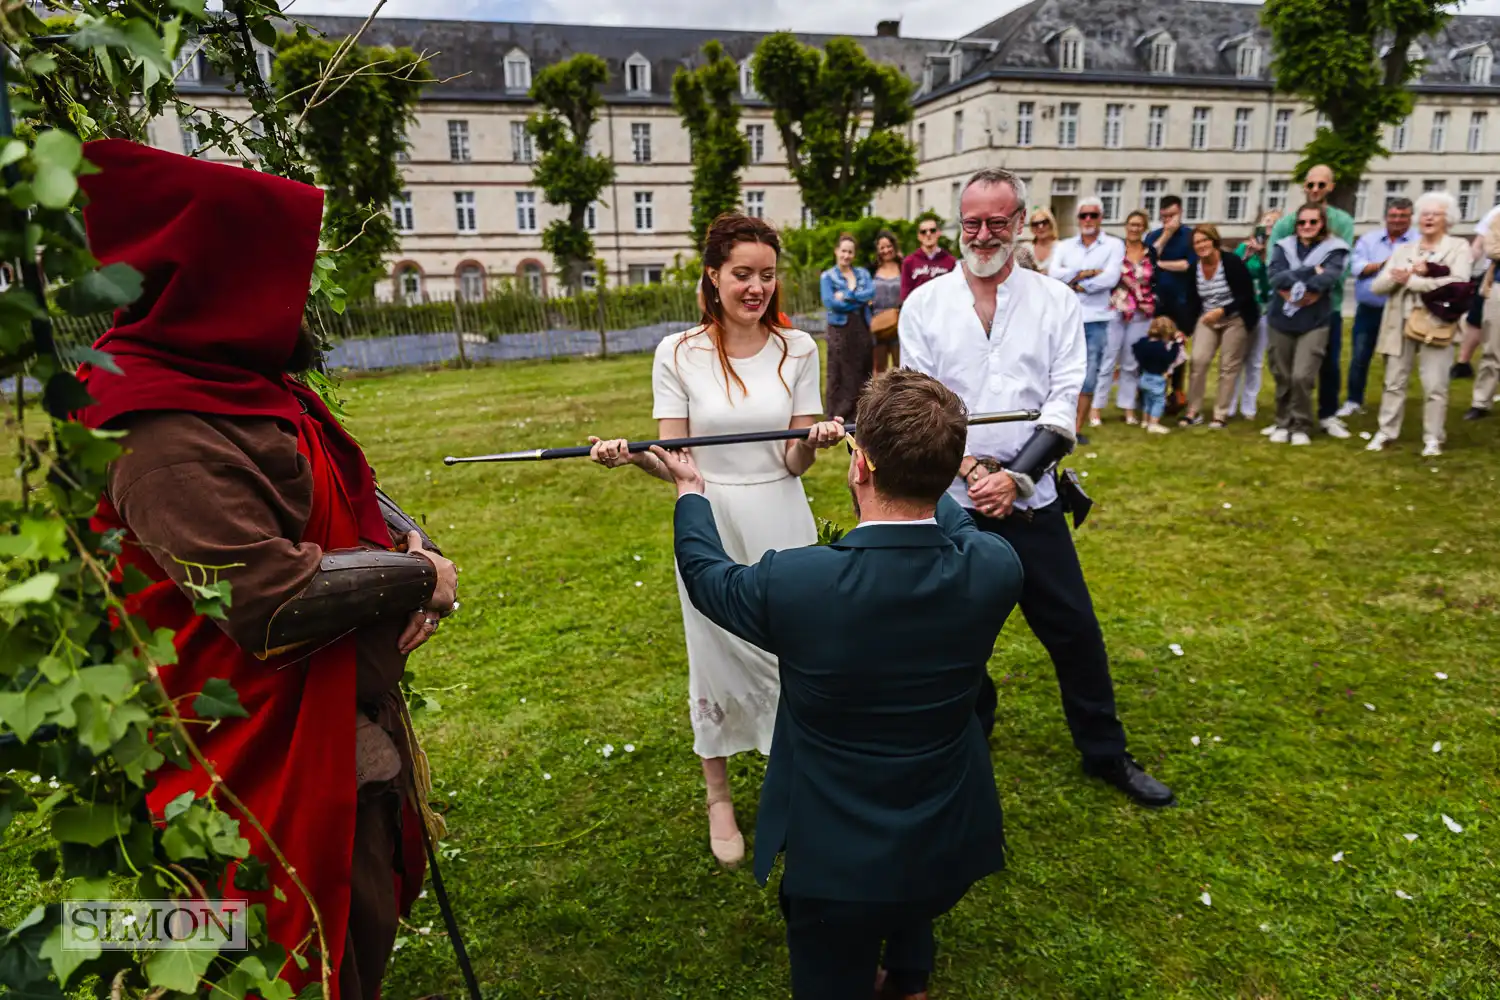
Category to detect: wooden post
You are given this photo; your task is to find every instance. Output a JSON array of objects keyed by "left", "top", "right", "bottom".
[
  {"left": 452, "top": 294, "right": 469, "bottom": 369},
  {"left": 595, "top": 275, "right": 608, "bottom": 359}
]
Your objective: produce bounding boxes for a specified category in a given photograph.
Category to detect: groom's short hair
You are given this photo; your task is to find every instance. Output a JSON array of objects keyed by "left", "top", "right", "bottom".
[{"left": 854, "top": 370, "right": 967, "bottom": 504}]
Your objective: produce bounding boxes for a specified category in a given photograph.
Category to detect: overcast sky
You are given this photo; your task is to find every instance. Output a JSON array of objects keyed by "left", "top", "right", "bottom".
[{"left": 287, "top": 0, "right": 1500, "bottom": 37}]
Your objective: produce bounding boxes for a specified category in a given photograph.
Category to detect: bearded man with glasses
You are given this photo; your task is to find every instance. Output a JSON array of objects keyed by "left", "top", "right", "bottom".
[
  {"left": 899, "top": 167, "right": 1174, "bottom": 809},
  {"left": 1267, "top": 165, "right": 1357, "bottom": 438}
]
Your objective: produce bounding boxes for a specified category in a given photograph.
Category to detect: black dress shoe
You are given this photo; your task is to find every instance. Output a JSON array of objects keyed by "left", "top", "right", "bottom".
[
  {"left": 1451, "top": 361, "right": 1475, "bottom": 380},
  {"left": 1076, "top": 433, "right": 1091, "bottom": 446},
  {"left": 1082, "top": 755, "right": 1175, "bottom": 807},
  {"left": 1462, "top": 406, "right": 1491, "bottom": 421}
]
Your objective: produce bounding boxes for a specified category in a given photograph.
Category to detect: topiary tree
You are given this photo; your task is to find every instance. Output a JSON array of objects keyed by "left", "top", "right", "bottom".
[
  {"left": 1262, "top": 0, "right": 1459, "bottom": 212},
  {"left": 527, "top": 53, "right": 616, "bottom": 294},
  {"left": 750, "top": 33, "right": 917, "bottom": 223},
  {"left": 273, "top": 30, "right": 431, "bottom": 301},
  {"left": 672, "top": 40, "right": 751, "bottom": 248}
]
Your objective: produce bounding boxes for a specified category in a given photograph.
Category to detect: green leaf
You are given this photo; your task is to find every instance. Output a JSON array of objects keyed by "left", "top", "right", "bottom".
[
  {"left": 0, "top": 140, "right": 25, "bottom": 170},
  {"left": 0, "top": 572, "right": 60, "bottom": 605},
  {"left": 112, "top": 728, "right": 164, "bottom": 786},
  {"left": 144, "top": 941, "right": 217, "bottom": 992},
  {"left": 163, "top": 790, "right": 195, "bottom": 822},
  {"left": 51, "top": 804, "right": 130, "bottom": 847},
  {"left": 32, "top": 165, "right": 78, "bottom": 210},
  {"left": 0, "top": 688, "right": 59, "bottom": 743},
  {"left": 58, "top": 345, "right": 122, "bottom": 375},
  {"left": 41, "top": 921, "right": 99, "bottom": 989},
  {"left": 5, "top": 905, "right": 46, "bottom": 943},
  {"left": 77, "top": 664, "right": 135, "bottom": 705},
  {"left": 24, "top": 52, "right": 58, "bottom": 75},
  {"left": 161, "top": 817, "right": 207, "bottom": 861},
  {"left": 169, "top": 0, "right": 208, "bottom": 13},
  {"left": 56, "top": 262, "right": 143, "bottom": 316},
  {"left": 250, "top": 18, "right": 277, "bottom": 47},
  {"left": 71, "top": 18, "right": 172, "bottom": 76},
  {"left": 261, "top": 977, "right": 296, "bottom": 1000},
  {"left": 233, "top": 855, "right": 270, "bottom": 892},
  {"left": 32, "top": 129, "right": 83, "bottom": 172},
  {"left": 194, "top": 678, "right": 249, "bottom": 719}
]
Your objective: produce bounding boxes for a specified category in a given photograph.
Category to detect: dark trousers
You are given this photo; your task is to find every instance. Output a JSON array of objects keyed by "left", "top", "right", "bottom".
[
  {"left": 971, "top": 501, "right": 1127, "bottom": 759},
  {"left": 1347, "top": 303, "right": 1385, "bottom": 406},
  {"left": 780, "top": 885, "right": 967, "bottom": 1000},
  {"left": 1318, "top": 311, "right": 1344, "bottom": 420},
  {"left": 825, "top": 313, "right": 874, "bottom": 422}
]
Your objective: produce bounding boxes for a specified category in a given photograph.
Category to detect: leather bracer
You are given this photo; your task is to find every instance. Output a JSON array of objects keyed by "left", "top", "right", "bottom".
[
  {"left": 264, "top": 550, "right": 436, "bottom": 655},
  {"left": 377, "top": 487, "right": 442, "bottom": 555}
]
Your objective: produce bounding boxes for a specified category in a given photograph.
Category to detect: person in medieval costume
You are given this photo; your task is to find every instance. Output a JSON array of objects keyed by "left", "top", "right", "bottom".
[{"left": 76, "top": 139, "right": 458, "bottom": 1000}]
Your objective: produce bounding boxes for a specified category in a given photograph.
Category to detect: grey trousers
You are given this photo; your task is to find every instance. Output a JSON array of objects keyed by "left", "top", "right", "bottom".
[
  {"left": 1379, "top": 338, "right": 1454, "bottom": 445},
  {"left": 1268, "top": 325, "right": 1329, "bottom": 434},
  {"left": 1471, "top": 295, "right": 1500, "bottom": 410}
]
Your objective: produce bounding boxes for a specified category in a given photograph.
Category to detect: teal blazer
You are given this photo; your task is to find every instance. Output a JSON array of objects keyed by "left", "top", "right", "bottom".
[{"left": 673, "top": 492, "right": 1024, "bottom": 902}]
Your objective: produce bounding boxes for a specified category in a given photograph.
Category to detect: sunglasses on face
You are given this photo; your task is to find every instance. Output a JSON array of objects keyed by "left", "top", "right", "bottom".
[
  {"left": 1030, "top": 220, "right": 1050, "bottom": 228},
  {"left": 918, "top": 227, "right": 939, "bottom": 235},
  {"left": 1078, "top": 212, "right": 1101, "bottom": 220},
  {"left": 1297, "top": 218, "right": 1321, "bottom": 227},
  {"left": 1305, "top": 181, "right": 1329, "bottom": 191}
]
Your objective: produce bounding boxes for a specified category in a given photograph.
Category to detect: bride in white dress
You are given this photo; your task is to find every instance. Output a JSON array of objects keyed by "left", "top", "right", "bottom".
[{"left": 590, "top": 213, "right": 844, "bottom": 867}]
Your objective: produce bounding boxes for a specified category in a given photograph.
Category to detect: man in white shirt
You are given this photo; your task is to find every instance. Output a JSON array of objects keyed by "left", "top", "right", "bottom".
[
  {"left": 899, "top": 167, "right": 1173, "bottom": 809},
  {"left": 1050, "top": 198, "right": 1126, "bottom": 441}
]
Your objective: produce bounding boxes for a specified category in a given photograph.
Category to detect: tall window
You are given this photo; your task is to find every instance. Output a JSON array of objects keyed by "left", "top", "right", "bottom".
[
  {"left": 1384, "top": 179, "right": 1408, "bottom": 209},
  {"left": 746, "top": 124, "right": 765, "bottom": 163},
  {"left": 1149, "top": 34, "right": 1175, "bottom": 75},
  {"left": 458, "top": 265, "right": 485, "bottom": 302},
  {"left": 1233, "top": 108, "right": 1253, "bottom": 151},
  {"left": 1472, "top": 46, "right": 1494, "bottom": 85},
  {"left": 1225, "top": 180, "right": 1250, "bottom": 222},
  {"left": 625, "top": 54, "right": 651, "bottom": 94},
  {"left": 1147, "top": 106, "right": 1166, "bottom": 149},
  {"left": 454, "top": 191, "right": 477, "bottom": 233},
  {"left": 172, "top": 47, "right": 201, "bottom": 84},
  {"left": 1140, "top": 179, "right": 1166, "bottom": 219},
  {"left": 398, "top": 266, "right": 423, "bottom": 304},
  {"left": 633, "top": 191, "right": 654, "bottom": 232},
  {"left": 1392, "top": 117, "right": 1409, "bottom": 152},
  {"left": 1103, "top": 104, "right": 1123, "bottom": 149},
  {"left": 1096, "top": 179, "right": 1123, "bottom": 223},
  {"left": 1059, "top": 30, "right": 1082, "bottom": 72},
  {"left": 627, "top": 264, "right": 663, "bottom": 286},
  {"left": 521, "top": 262, "right": 544, "bottom": 296},
  {"left": 391, "top": 191, "right": 414, "bottom": 233},
  {"left": 916, "top": 122, "right": 926, "bottom": 160},
  {"left": 1423, "top": 179, "right": 1445, "bottom": 193},
  {"left": 949, "top": 181, "right": 961, "bottom": 230},
  {"left": 504, "top": 50, "right": 532, "bottom": 92},
  {"left": 740, "top": 59, "right": 758, "bottom": 99},
  {"left": 631, "top": 123, "right": 652, "bottom": 164},
  {"left": 179, "top": 117, "right": 201, "bottom": 156},
  {"left": 1430, "top": 111, "right": 1449, "bottom": 152},
  {"left": 1016, "top": 102, "right": 1034, "bottom": 147},
  {"left": 745, "top": 190, "right": 765, "bottom": 218},
  {"left": 1355, "top": 180, "right": 1370, "bottom": 220},
  {"left": 1273, "top": 109, "right": 1292, "bottom": 151},
  {"left": 915, "top": 187, "right": 924, "bottom": 212},
  {"left": 1315, "top": 111, "right": 1330, "bottom": 132},
  {"left": 1468, "top": 111, "right": 1487, "bottom": 153},
  {"left": 1236, "top": 44, "right": 1262, "bottom": 79},
  {"left": 515, "top": 191, "right": 537, "bottom": 233},
  {"left": 585, "top": 202, "right": 598, "bottom": 232},
  {"left": 510, "top": 121, "right": 534, "bottom": 163},
  {"left": 1190, "top": 107, "right": 1210, "bottom": 150},
  {"left": 1266, "top": 179, "right": 1288, "bottom": 212},
  {"left": 448, "top": 120, "right": 471, "bottom": 162},
  {"left": 953, "top": 110, "right": 964, "bottom": 153},
  {"left": 1184, "top": 180, "right": 1209, "bottom": 223},
  {"left": 1058, "top": 102, "right": 1079, "bottom": 148},
  {"left": 253, "top": 45, "right": 274, "bottom": 81},
  {"left": 1459, "top": 180, "right": 1482, "bottom": 222}
]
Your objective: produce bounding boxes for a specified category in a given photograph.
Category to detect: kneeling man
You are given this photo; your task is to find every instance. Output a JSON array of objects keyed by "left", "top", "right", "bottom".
[{"left": 658, "top": 369, "right": 1023, "bottom": 1000}]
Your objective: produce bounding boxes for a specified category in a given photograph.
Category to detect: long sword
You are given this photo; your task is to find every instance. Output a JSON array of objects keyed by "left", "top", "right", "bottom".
[{"left": 443, "top": 409, "right": 1043, "bottom": 465}]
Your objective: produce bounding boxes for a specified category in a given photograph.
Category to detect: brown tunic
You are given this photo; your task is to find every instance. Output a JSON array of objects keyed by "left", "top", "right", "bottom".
[{"left": 108, "top": 410, "right": 420, "bottom": 1000}]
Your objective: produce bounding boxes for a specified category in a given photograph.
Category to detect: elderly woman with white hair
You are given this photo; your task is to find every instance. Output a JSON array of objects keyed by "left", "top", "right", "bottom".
[
  {"left": 1052, "top": 196, "right": 1126, "bottom": 437},
  {"left": 1367, "top": 190, "right": 1473, "bottom": 457}
]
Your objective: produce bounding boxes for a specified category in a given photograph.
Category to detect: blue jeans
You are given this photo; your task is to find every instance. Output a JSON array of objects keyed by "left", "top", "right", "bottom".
[
  {"left": 1318, "top": 312, "right": 1344, "bottom": 420},
  {"left": 1347, "top": 303, "right": 1384, "bottom": 406},
  {"left": 1082, "top": 321, "right": 1109, "bottom": 396},
  {"left": 1138, "top": 372, "right": 1168, "bottom": 419}
]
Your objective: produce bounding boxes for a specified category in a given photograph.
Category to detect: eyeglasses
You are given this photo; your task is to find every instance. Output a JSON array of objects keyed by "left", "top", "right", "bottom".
[
  {"left": 1296, "top": 218, "right": 1322, "bottom": 227},
  {"left": 1304, "top": 181, "right": 1329, "bottom": 191},
  {"left": 1029, "top": 219, "right": 1051, "bottom": 228},
  {"left": 1078, "top": 212, "right": 1101, "bottom": 220},
  {"left": 845, "top": 436, "right": 876, "bottom": 471},
  {"left": 918, "top": 227, "right": 939, "bottom": 235},
  {"left": 960, "top": 214, "right": 1021, "bottom": 237}
]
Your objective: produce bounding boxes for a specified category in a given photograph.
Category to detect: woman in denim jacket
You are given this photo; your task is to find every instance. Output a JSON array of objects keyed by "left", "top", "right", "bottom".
[{"left": 820, "top": 233, "right": 875, "bottom": 420}]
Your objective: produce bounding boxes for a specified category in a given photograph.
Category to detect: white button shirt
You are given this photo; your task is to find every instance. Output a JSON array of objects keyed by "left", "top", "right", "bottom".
[
  {"left": 1050, "top": 233, "right": 1125, "bottom": 324},
  {"left": 899, "top": 264, "right": 1086, "bottom": 511}
]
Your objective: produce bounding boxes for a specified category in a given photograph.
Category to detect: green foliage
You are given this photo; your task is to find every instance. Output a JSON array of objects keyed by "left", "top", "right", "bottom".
[
  {"left": 750, "top": 33, "right": 918, "bottom": 222},
  {"left": 671, "top": 41, "right": 751, "bottom": 247},
  {"left": 1262, "top": 0, "right": 1459, "bottom": 207},
  {"left": 273, "top": 31, "right": 432, "bottom": 300},
  {"left": 527, "top": 54, "right": 616, "bottom": 292}
]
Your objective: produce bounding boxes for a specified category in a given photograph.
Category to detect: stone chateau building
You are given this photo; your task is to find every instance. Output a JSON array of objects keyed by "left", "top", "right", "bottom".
[{"left": 162, "top": 0, "right": 1500, "bottom": 300}]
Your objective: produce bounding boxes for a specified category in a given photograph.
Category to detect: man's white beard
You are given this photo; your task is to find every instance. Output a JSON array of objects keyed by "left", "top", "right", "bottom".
[{"left": 963, "top": 239, "right": 1013, "bottom": 278}]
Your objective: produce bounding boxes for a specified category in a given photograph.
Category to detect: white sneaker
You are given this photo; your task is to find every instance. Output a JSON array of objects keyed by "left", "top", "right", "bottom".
[
  {"left": 1366, "top": 432, "right": 1391, "bottom": 452},
  {"left": 1268, "top": 427, "right": 1290, "bottom": 443},
  {"left": 1335, "top": 401, "right": 1364, "bottom": 418},
  {"left": 1320, "top": 416, "right": 1352, "bottom": 439},
  {"left": 1260, "top": 424, "right": 1281, "bottom": 437},
  {"left": 1421, "top": 440, "right": 1443, "bottom": 457},
  {"left": 1125, "top": 414, "right": 1140, "bottom": 426},
  {"left": 1147, "top": 424, "right": 1170, "bottom": 435},
  {"left": 1291, "top": 432, "right": 1312, "bottom": 446},
  {"left": 1089, "top": 414, "right": 1103, "bottom": 428}
]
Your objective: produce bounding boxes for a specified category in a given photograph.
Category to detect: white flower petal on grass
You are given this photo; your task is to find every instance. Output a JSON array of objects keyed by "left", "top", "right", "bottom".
[
  {"left": 1442, "top": 814, "right": 1464, "bottom": 833},
  {"left": 1404, "top": 833, "right": 1419, "bottom": 842},
  {"left": 1200, "top": 892, "right": 1212, "bottom": 907},
  {"left": 1213, "top": 736, "right": 1222, "bottom": 742},
  {"left": 1191, "top": 736, "right": 1201, "bottom": 746},
  {"left": 520, "top": 697, "right": 526, "bottom": 704},
  {"left": 543, "top": 773, "right": 552, "bottom": 781},
  {"left": 447, "top": 791, "right": 457, "bottom": 798},
  {"left": 1432, "top": 741, "right": 1442, "bottom": 753},
  {"left": 1430, "top": 467, "right": 1439, "bottom": 474},
  {"left": 1434, "top": 672, "right": 1448, "bottom": 680},
  {"left": 1222, "top": 503, "right": 1233, "bottom": 510},
  {"left": 624, "top": 744, "right": 636, "bottom": 753},
  {"left": 1359, "top": 431, "right": 1372, "bottom": 440},
  {"left": 1086, "top": 452, "right": 1098, "bottom": 459},
  {"left": 1406, "top": 505, "right": 1416, "bottom": 512},
  {"left": 602, "top": 744, "right": 614, "bottom": 758},
  {"left": 1169, "top": 643, "right": 1184, "bottom": 656},
  {"left": 633, "top": 555, "right": 642, "bottom": 562},
  {"left": 1331, "top": 851, "right": 1344, "bottom": 862},
  {"left": 1395, "top": 890, "right": 1412, "bottom": 900},
  {"left": 1364, "top": 703, "right": 1376, "bottom": 711},
  {"left": 1259, "top": 922, "right": 1271, "bottom": 932},
  {"left": 634, "top": 581, "right": 643, "bottom": 588}
]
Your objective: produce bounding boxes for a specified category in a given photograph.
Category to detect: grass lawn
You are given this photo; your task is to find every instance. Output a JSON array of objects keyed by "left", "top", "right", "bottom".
[{"left": 7, "top": 350, "right": 1500, "bottom": 998}]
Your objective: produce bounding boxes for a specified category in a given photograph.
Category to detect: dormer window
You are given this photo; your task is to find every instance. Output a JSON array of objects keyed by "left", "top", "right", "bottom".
[
  {"left": 625, "top": 53, "right": 651, "bottom": 94},
  {"left": 172, "top": 45, "right": 201, "bottom": 84},
  {"left": 1407, "top": 42, "right": 1425, "bottom": 80},
  {"left": 949, "top": 51, "right": 963, "bottom": 83},
  {"left": 1149, "top": 32, "right": 1176, "bottom": 75},
  {"left": 1469, "top": 44, "right": 1493, "bottom": 84},
  {"left": 504, "top": 49, "right": 532, "bottom": 92},
  {"left": 1057, "top": 28, "right": 1084, "bottom": 72},
  {"left": 254, "top": 43, "right": 274, "bottom": 81},
  {"left": 740, "top": 58, "right": 758, "bottom": 99},
  {"left": 1236, "top": 42, "right": 1262, "bottom": 79}
]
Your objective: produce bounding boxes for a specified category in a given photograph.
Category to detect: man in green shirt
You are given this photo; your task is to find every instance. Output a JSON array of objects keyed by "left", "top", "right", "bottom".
[{"left": 1269, "top": 165, "right": 1356, "bottom": 439}]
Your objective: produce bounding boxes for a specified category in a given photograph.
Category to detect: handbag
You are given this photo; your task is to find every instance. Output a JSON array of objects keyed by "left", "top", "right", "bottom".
[
  {"left": 870, "top": 307, "right": 900, "bottom": 340},
  {"left": 1404, "top": 304, "right": 1458, "bottom": 347}
]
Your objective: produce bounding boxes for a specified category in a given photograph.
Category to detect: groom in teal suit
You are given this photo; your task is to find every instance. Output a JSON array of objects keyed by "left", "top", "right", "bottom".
[{"left": 653, "top": 369, "right": 1024, "bottom": 1000}]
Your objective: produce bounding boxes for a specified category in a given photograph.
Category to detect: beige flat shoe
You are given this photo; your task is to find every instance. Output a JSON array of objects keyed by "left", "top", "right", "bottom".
[{"left": 706, "top": 792, "right": 745, "bottom": 868}]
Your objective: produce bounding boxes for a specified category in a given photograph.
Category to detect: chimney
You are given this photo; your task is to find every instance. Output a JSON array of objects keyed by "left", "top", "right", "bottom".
[{"left": 876, "top": 19, "right": 900, "bottom": 37}]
